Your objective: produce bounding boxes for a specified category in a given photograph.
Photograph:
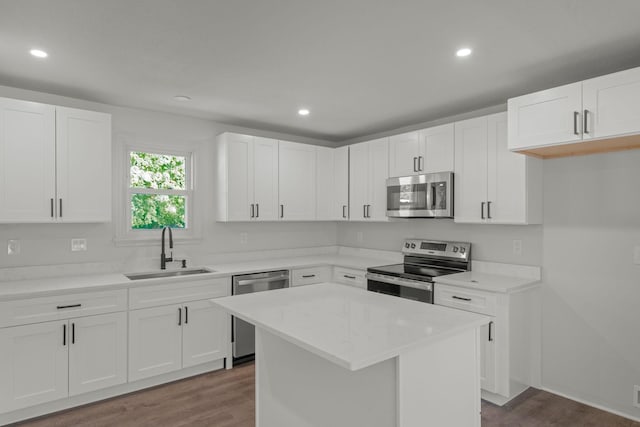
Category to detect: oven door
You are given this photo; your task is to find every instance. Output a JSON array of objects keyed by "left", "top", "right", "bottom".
[
  {"left": 386, "top": 173, "right": 453, "bottom": 218},
  {"left": 366, "top": 273, "right": 433, "bottom": 303}
]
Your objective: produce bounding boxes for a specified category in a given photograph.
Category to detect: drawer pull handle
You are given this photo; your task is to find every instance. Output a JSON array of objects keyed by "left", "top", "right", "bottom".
[
  {"left": 452, "top": 296, "right": 472, "bottom": 302},
  {"left": 302, "top": 274, "right": 316, "bottom": 278},
  {"left": 57, "top": 304, "right": 82, "bottom": 310},
  {"left": 344, "top": 275, "right": 356, "bottom": 279}
]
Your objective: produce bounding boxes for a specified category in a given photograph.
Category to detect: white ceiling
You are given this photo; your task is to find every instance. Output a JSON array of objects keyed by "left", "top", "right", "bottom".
[{"left": 2, "top": 1, "right": 640, "bottom": 142}]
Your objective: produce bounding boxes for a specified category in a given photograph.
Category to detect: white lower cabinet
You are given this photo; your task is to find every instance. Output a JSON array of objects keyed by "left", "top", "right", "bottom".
[
  {"left": 128, "top": 305, "right": 183, "bottom": 381},
  {"left": 332, "top": 267, "right": 366, "bottom": 289},
  {"left": 291, "top": 266, "right": 332, "bottom": 287},
  {"left": 480, "top": 319, "right": 497, "bottom": 394},
  {"left": 68, "top": 312, "right": 127, "bottom": 396},
  {"left": 182, "top": 300, "right": 228, "bottom": 369},
  {"left": 435, "top": 282, "right": 539, "bottom": 405},
  {"left": 0, "top": 321, "right": 68, "bottom": 412},
  {"left": 0, "top": 312, "right": 127, "bottom": 413},
  {"left": 129, "top": 300, "right": 229, "bottom": 381}
]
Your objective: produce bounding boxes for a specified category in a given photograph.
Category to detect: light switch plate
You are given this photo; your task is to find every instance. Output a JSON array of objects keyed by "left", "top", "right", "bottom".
[
  {"left": 240, "top": 233, "right": 248, "bottom": 244},
  {"left": 357, "top": 232, "right": 363, "bottom": 243},
  {"left": 634, "top": 246, "right": 640, "bottom": 265},
  {"left": 7, "top": 239, "right": 20, "bottom": 255},
  {"left": 71, "top": 238, "right": 87, "bottom": 252},
  {"left": 512, "top": 239, "right": 522, "bottom": 255}
]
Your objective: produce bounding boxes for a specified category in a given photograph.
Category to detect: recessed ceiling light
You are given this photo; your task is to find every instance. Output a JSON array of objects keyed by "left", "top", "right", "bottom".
[
  {"left": 298, "top": 109, "right": 310, "bottom": 116},
  {"left": 456, "top": 47, "right": 472, "bottom": 57},
  {"left": 173, "top": 95, "right": 191, "bottom": 102},
  {"left": 29, "top": 49, "right": 48, "bottom": 58}
]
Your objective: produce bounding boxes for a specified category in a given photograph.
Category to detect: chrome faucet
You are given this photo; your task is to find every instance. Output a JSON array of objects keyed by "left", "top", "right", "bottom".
[{"left": 160, "top": 226, "right": 173, "bottom": 270}]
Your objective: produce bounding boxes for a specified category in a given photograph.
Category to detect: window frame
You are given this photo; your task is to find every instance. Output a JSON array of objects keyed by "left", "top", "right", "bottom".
[{"left": 115, "top": 139, "right": 200, "bottom": 245}]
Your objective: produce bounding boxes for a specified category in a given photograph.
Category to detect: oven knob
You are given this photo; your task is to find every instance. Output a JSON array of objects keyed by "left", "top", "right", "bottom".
[
  {"left": 410, "top": 243, "right": 416, "bottom": 249},
  {"left": 460, "top": 247, "right": 466, "bottom": 254},
  {"left": 405, "top": 243, "right": 410, "bottom": 248},
  {"left": 452, "top": 246, "right": 458, "bottom": 252}
]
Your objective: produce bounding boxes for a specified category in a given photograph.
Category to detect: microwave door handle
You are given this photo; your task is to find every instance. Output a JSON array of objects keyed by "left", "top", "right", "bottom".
[{"left": 426, "top": 183, "right": 434, "bottom": 210}]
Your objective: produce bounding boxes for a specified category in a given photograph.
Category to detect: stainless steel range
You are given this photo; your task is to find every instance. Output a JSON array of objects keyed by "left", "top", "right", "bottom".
[{"left": 366, "top": 239, "right": 471, "bottom": 303}]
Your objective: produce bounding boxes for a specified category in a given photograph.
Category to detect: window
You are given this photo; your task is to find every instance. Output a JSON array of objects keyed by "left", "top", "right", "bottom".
[{"left": 128, "top": 151, "right": 189, "bottom": 230}]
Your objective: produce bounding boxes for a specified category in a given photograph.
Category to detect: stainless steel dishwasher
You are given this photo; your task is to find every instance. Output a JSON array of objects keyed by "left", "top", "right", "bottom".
[{"left": 232, "top": 270, "right": 289, "bottom": 362}]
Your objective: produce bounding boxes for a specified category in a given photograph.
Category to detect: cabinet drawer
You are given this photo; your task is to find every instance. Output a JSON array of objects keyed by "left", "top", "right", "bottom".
[
  {"left": 434, "top": 284, "right": 497, "bottom": 316},
  {"left": 0, "top": 289, "right": 127, "bottom": 328},
  {"left": 291, "top": 266, "right": 331, "bottom": 287},
  {"left": 129, "top": 277, "right": 230, "bottom": 309},
  {"left": 333, "top": 267, "right": 366, "bottom": 289}
]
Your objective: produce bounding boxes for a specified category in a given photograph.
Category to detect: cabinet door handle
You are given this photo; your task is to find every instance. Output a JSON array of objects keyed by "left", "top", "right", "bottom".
[
  {"left": 344, "top": 275, "right": 356, "bottom": 279},
  {"left": 250, "top": 204, "right": 254, "bottom": 218},
  {"left": 583, "top": 109, "right": 589, "bottom": 134},
  {"left": 302, "top": 274, "right": 316, "bottom": 278},
  {"left": 573, "top": 111, "right": 580, "bottom": 136},
  {"left": 51, "top": 198, "right": 55, "bottom": 218},
  {"left": 185, "top": 306, "right": 188, "bottom": 324},
  {"left": 57, "top": 304, "right": 82, "bottom": 310},
  {"left": 413, "top": 157, "right": 418, "bottom": 172},
  {"left": 178, "top": 307, "right": 182, "bottom": 326},
  {"left": 487, "top": 201, "right": 492, "bottom": 219},
  {"left": 342, "top": 205, "right": 347, "bottom": 219},
  {"left": 63, "top": 324, "right": 67, "bottom": 346},
  {"left": 280, "top": 205, "right": 284, "bottom": 218},
  {"left": 367, "top": 205, "right": 371, "bottom": 218},
  {"left": 71, "top": 323, "right": 75, "bottom": 344},
  {"left": 256, "top": 203, "right": 259, "bottom": 218},
  {"left": 418, "top": 156, "right": 423, "bottom": 171},
  {"left": 363, "top": 204, "right": 367, "bottom": 218},
  {"left": 59, "top": 199, "right": 63, "bottom": 218},
  {"left": 452, "top": 295, "right": 472, "bottom": 302},
  {"left": 481, "top": 202, "right": 485, "bottom": 219},
  {"left": 488, "top": 321, "right": 494, "bottom": 342}
]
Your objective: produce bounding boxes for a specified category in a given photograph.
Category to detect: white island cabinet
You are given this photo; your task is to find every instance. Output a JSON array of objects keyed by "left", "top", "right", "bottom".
[{"left": 213, "top": 283, "right": 489, "bottom": 427}]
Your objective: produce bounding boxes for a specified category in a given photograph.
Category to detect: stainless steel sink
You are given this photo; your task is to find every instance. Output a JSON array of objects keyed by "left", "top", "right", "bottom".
[{"left": 125, "top": 268, "right": 215, "bottom": 281}]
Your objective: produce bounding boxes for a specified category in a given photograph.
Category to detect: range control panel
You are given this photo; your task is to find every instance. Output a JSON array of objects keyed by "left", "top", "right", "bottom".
[{"left": 401, "top": 239, "right": 471, "bottom": 260}]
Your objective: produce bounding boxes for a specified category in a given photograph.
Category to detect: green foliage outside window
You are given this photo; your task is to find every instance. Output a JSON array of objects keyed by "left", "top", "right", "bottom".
[{"left": 130, "top": 152, "right": 187, "bottom": 229}]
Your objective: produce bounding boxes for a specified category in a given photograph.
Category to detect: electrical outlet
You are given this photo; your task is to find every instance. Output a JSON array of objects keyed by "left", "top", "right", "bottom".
[
  {"left": 240, "top": 232, "right": 248, "bottom": 244},
  {"left": 512, "top": 239, "right": 522, "bottom": 255},
  {"left": 71, "top": 238, "right": 87, "bottom": 252},
  {"left": 7, "top": 239, "right": 20, "bottom": 255},
  {"left": 634, "top": 385, "right": 640, "bottom": 408},
  {"left": 633, "top": 246, "right": 640, "bottom": 265},
  {"left": 356, "top": 231, "right": 363, "bottom": 243}
]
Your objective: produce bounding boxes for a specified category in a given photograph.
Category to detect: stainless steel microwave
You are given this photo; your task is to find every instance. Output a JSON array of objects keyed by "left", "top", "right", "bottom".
[{"left": 386, "top": 172, "right": 454, "bottom": 218}]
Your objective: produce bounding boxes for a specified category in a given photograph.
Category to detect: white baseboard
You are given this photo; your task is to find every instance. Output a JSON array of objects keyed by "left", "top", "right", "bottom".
[{"left": 541, "top": 386, "right": 640, "bottom": 423}]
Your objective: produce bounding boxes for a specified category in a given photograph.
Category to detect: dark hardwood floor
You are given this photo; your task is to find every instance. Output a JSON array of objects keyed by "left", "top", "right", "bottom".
[{"left": 12, "top": 362, "right": 640, "bottom": 427}]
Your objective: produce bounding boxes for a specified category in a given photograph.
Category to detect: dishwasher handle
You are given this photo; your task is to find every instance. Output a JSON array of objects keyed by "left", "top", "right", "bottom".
[{"left": 235, "top": 276, "right": 288, "bottom": 287}]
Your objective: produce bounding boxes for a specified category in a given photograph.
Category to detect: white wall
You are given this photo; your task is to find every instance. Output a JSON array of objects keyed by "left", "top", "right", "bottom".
[
  {"left": 0, "top": 86, "right": 338, "bottom": 270},
  {"left": 337, "top": 220, "right": 543, "bottom": 266},
  {"left": 541, "top": 150, "right": 640, "bottom": 420}
]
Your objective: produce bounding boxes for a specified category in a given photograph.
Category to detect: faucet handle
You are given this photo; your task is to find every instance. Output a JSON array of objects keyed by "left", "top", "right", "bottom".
[{"left": 181, "top": 259, "right": 187, "bottom": 268}]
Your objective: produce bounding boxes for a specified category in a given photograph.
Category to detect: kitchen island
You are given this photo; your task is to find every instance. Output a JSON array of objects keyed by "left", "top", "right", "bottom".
[{"left": 212, "top": 283, "right": 490, "bottom": 427}]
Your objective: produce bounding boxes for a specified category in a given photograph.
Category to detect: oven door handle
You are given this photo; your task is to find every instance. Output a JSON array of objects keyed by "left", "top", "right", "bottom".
[{"left": 366, "top": 273, "right": 432, "bottom": 291}]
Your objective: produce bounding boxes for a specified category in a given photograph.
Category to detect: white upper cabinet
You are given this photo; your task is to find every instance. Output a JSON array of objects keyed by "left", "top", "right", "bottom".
[
  {"left": 333, "top": 146, "right": 349, "bottom": 220},
  {"left": 316, "top": 146, "right": 348, "bottom": 221},
  {"left": 56, "top": 107, "right": 112, "bottom": 222},
  {"left": 278, "top": 141, "right": 317, "bottom": 221},
  {"left": 582, "top": 67, "right": 640, "bottom": 139},
  {"left": 388, "top": 124, "right": 454, "bottom": 177},
  {"left": 389, "top": 131, "right": 421, "bottom": 177},
  {"left": 421, "top": 123, "right": 454, "bottom": 173},
  {"left": 0, "top": 98, "right": 56, "bottom": 222},
  {"left": 0, "top": 98, "right": 111, "bottom": 223},
  {"left": 508, "top": 66, "right": 640, "bottom": 157},
  {"left": 217, "top": 133, "right": 279, "bottom": 221},
  {"left": 455, "top": 112, "right": 542, "bottom": 225},
  {"left": 349, "top": 138, "right": 389, "bottom": 221},
  {"left": 508, "top": 82, "right": 582, "bottom": 151}
]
